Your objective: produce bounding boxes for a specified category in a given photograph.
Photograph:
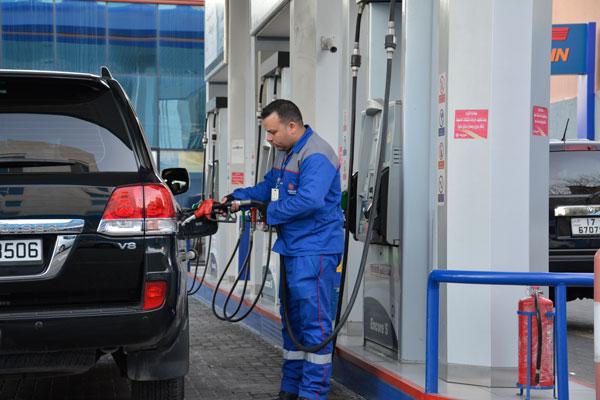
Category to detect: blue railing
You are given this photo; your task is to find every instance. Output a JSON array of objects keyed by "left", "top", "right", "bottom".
[{"left": 425, "top": 270, "right": 594, "bottom": 399}]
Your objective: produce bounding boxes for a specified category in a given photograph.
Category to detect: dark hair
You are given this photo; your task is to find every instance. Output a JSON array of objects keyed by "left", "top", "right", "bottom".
[{"left": 261, "top": 99, "right": 303, "bottom": 125}]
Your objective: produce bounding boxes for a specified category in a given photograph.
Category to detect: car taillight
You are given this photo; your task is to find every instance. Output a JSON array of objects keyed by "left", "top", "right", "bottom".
[
  {"left": 143, "top": 281, "right": 167, "bottom": 310},
  {"left": 98, "top": 184, "right": 176, "bottom": 236}
]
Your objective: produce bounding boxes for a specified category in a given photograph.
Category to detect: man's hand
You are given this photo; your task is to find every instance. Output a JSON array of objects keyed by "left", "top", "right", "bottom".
[{"left": 221, "top": 194, "right": 238, "bottom": 212}]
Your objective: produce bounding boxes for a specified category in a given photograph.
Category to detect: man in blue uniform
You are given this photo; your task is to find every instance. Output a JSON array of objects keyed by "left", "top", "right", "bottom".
[{"left": 223, "top": 99, "right": 344, "bottom": 400}]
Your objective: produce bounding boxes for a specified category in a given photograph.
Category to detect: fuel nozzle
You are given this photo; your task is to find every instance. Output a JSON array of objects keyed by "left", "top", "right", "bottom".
[
  {"left": 182, "top": 198, "right": 264, "bottom": 225},
  {"left": 183, "top": 199, "right": 217, "bottom": 225}
]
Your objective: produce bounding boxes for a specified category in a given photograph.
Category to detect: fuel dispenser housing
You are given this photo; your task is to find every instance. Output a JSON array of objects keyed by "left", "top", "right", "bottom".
[{"left": 353, "top": 99, "right": 402, "bottom": 247}]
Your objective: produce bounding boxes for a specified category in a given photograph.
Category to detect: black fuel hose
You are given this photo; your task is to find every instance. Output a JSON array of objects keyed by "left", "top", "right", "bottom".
[
  {"left": 211, "top": 234, "right": 243, "bottom": 320},
  {"left": 256, "top": 81, "right": 265, "bottom": 186},
  {"left": 188, "top": 235, "right": 211, "bottom": 296},
  {"left": 210, "top": 201, "right": 269, "bottom": 322},
  {"left": 222, "top": 230, "right": 273, "bottom": 323},
  {"left": 281, "top": 0, "right": 397, "bottom": 353},
  {"left": 221, "top": 226, "right": 254, "bottom": 319},
  {"left": 209, "top": 109, "right": 219, "bottom": 199},
  {"left": 334, "top": 1, "right": 365, "bottom": 342},
  {"left": 534, "top": 291, "right": 543, "bottom": 384}
]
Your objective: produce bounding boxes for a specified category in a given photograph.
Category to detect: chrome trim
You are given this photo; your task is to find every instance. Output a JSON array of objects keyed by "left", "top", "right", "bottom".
[
  {"left": 0, "top": 235, "right": 76, "bottom": 282},
  {"left": 554, "top": 205, "right": 600, "bottom": 217},
  {"left": 0, "top": 219, "right": 84, "bottom": 235}
]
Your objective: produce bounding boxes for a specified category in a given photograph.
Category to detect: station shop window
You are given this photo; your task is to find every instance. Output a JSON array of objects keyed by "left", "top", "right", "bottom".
[
  {"left": 55, "top": 0, "right": 107, "bottom": 73},
  {"left": 0, "top": 0, "right": 205, "bottom": 155},
  {"left": 1, "top": 0, "right": 54, "bottom": 70},
  {"left": 158, "top": 76, "right": 204, "bottom": 150},
  {"left": 107, "top": 2, "right": 158, "bottom": 74}
]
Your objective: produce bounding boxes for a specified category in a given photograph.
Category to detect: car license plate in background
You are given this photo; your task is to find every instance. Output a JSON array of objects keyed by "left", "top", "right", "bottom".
[
  {"left": 0, "top": 239, "right": 42, "bottom": 264},
  {"left": 571, "top": 218, "right": 600, "bottom": 236}
]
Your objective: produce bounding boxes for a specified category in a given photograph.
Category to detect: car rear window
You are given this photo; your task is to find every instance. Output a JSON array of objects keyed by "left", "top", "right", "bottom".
[
  {"left": 0, "top": 76, "right": 138, "bottom": 173},
  {"left": 550, "top": 151, "right": 600, "bottom": 195}
]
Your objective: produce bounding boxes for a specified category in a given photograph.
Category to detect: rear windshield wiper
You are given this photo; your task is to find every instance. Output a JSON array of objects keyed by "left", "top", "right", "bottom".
[{"left": 0, "top": 158, "right": 89, "bottom": 171}]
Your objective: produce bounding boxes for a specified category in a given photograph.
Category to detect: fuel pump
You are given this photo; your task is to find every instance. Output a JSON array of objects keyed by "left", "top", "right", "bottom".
[
  {"left": 341, "top": 0, "right": 405, "bottom": 355},
  {"left": 252, "top": 51, "right": 290, "bottom": 306}
]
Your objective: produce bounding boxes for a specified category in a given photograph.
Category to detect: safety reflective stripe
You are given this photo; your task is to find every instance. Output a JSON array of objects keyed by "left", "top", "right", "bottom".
[
  {"left": 283, "top": 350, "right": 305, "bottom": 361},
  {"left": 304, "top": 352, "right": 332, "bottom": 365},
  {"left": 282, "top": 350, "right": 333, "bottom": 365}
]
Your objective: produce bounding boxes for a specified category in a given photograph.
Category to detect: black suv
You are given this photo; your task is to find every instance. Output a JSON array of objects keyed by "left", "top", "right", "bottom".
[
  {"left": 550, "top": 139, "right": 600, "bottom": 300},
  {"left": 0, "top": 69, "right": 190, "bottom": 399}
]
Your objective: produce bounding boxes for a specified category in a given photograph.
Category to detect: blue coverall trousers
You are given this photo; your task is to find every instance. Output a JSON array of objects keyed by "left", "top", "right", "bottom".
[{"left": 279, "top": 254, "right": 341, "bottom": 400}]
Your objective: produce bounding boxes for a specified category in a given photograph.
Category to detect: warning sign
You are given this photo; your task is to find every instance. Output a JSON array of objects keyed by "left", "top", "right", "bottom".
[
  {"left": 231, "top": 172, "right": 244, "bottom": 185},
  {"left": 532, "top": 106, "right": 548, "bottom": 137},
  {"left": 437, "top": 138, "right": 446, "bottom": 206},
  {"left": 438, "top": 142, "right": 445, "bottom": 170},
  {"left": 437, "top": 170, "right": 445, "bottom": 206},
  {"left": 438, "top": 73, "right": 446, "bottom": 104},
  {"left": 454, "top": 109, "right": 489, "bottom": 139}
]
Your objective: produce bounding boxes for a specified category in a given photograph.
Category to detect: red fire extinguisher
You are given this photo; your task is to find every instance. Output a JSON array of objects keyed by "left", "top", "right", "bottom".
[{"left": 517, "top": 287, "right": 554, "bottom": 387}]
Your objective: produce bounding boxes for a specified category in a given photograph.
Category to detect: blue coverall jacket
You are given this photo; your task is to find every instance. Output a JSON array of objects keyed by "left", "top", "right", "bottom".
[{"left": 231, "top": 125, "right": 344, "bottom": 256}]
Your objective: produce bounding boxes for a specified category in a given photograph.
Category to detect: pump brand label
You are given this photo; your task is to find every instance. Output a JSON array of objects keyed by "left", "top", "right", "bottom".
[
  {"left": 551, "top": 24, "right": 588, "bottom": 75},
  {"left": 454, "top": 109, "right": 489, "bottom": 139},
  {"left": 532, "top": 106, "right": 548, "bottom": 137}
]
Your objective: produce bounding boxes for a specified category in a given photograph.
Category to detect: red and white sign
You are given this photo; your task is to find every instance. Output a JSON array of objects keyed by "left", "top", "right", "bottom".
[
  {"left": 231, "top": 172, "right": 244, "bottom": 185},
  {"left": 437, "top": 142, "right": 445, "bottom": 170},
  {"left": 438, "top": 73, "right": 446, "bottom": 104},
  {"left": 454, "top": 109, "right": 489, "bottom": 139},
  {"left": 532, "top": 106, "right": 549, "bottom": 137}
]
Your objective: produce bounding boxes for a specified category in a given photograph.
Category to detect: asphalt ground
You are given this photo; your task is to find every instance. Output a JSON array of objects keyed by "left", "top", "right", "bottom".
[
  {"left": 0, "top": 297, "right": 593, "bottom": 399},
  {"left": 566, "top": 298, "right": 594, "bottom": 386},
  {"left": 0, "top": 297, "right": 364, "bottom": 400}
]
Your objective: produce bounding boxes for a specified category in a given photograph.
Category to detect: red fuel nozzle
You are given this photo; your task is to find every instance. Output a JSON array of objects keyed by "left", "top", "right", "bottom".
[
  {"left": 195, "top": 199, "right": 215, "bottom": 219},
  {"left": 182, "top": 199, "right": 216, "bottom": 225}
]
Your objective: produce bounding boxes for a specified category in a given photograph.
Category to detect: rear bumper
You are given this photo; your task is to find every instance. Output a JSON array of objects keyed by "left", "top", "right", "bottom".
[
  {"left": 549, "top": 249, "right": 595, "bottom": 273},
  {"left": 0, "top": 305, "right": 175, "bottom": 354}
]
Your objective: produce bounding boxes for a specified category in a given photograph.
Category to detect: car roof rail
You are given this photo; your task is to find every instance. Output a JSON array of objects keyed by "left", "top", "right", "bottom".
[{"left": 100, "top": 66, "right": 113, "bottom": 79}]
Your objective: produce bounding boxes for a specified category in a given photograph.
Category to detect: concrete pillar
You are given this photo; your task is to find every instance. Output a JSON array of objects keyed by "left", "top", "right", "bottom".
[
  {"left": 397, "top": 0, "right": 434, "bottom": 363},
  {"left": 439, "top": 0, "right": 551, "bottom": 386},
  {"left": 290, "top": 0, "right": 316, "bottom": 125},
  {"left": 213, "top": 0, "right": 251, "bottom": 277},
  {"left": 227, "top": 0, "right": 250, "bottom": 192}
]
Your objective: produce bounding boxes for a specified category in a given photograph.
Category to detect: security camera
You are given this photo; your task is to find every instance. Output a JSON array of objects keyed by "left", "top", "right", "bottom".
[{"left": 321, "top": 36, "right": 337, "bottom": 53}]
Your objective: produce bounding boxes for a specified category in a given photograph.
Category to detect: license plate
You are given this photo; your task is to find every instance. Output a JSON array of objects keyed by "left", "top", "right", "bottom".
[
  {"left": 0, "top": 239, "right": 43, "bottom": 264},
  {"left": 571, "top": 218, "right": 600, "bottom": 236}
]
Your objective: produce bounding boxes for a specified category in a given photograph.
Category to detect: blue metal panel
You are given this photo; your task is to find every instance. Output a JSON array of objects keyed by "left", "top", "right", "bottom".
[
  {"left": 551, "top": 24, "right": 588, "bottom": 75},
  {"left": 585, "top": 23, "right": 596, "bottom": 140}
]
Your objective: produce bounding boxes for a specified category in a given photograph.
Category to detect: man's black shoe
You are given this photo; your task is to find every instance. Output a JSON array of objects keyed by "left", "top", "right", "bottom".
[{"left": 277, "top": 392, "right": 298, "bottom": 400}]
